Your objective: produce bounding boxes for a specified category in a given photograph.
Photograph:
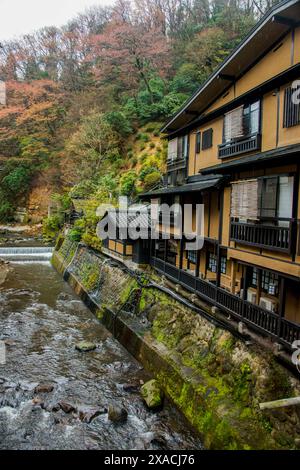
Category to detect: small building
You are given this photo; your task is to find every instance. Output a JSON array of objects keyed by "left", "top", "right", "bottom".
[{"left": 101, "top": 204, "right": 151, "bottom": 268}]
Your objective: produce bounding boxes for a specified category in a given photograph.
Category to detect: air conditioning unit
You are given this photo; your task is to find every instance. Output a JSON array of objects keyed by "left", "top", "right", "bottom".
[
  {"left": 259, "top": 297, "right": 277, "bottom": 312},
  {"left": 247, "top": 288, "right": 257, "bottom": 304}
]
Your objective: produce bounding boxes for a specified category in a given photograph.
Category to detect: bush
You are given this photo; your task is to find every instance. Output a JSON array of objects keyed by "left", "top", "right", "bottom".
[
  {"left": 130, "top": 157, "right": 138, "bottom": 167},
  {"left": 104, "top": 111, "right": 133, "bottom": 138},
  {"left": 0, "top": 201, "right": 14, "bottom": 222},
  {"left": 143, "top": 171, "right": 161, "bottom": 190},
  {"left": 42, "top": 215, "right": 63, "bottom": 242},
  {"left": 136, "top": 133, "right": 149, "bottom": 142},
  {"left": 82, "top": 233, "right": 102, "bottom": 251},
  {"left": 149, "top": 142, "right": 156, "bottom": 149},
  {"left": 120, "top": 171, "right": 137, "bottom": 197},
  {"left": 2, "top": 166, "right": 31, "bottom": 194},
  {"left": 139, "top": 165, "right": 159, "bottom": 182},
  {"left": 68, "top": 218, "right": 85, "bottom": 242}
]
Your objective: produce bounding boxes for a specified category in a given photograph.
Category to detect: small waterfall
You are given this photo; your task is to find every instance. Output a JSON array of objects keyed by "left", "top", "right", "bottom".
[{"left": 0, "top": 246, "right": 54, "bottom": 262}]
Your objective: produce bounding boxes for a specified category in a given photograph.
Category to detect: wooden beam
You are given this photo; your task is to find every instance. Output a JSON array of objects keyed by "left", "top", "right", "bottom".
[
  {"left": 184, "top": 110, "right": 199, "bottom": 116},
  {"left": 217, "top": 73, "right": 235, "bottom": 82},
  {"left": 260, "top": 397, "right": 300, "bottom": 411},
  {"left": 272, "top": 15, "right": 298, "bottom": 27}
]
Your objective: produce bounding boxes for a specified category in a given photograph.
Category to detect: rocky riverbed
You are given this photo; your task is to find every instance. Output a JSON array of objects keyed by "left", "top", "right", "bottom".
[{"left": 0, "top": 261, "right": 202, "bottom": 450}]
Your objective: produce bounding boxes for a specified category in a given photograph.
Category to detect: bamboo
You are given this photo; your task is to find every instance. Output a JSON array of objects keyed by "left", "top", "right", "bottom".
[{"left": 259, "top": 397, "right": 300, "bottom": 410}]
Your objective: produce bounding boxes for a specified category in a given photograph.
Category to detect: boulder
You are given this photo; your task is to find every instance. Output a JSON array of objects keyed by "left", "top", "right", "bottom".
[
  {"left": 78, "top": 406, "right": 107, "bottom": 423},
  {"left": 59, "top": 401, "right": 77, "bottom": 414},
  {"left": 34, "top": 383, "right": 54, "bottom": 394},
  {"left": 108, "top": 405, "right": 128, "bottom": 423},
  {"left": 75, "top": 341, "right": 96, "bottom": 352},
  {"left": 141, "top": 379, "right": 164, "bottom": 409}
]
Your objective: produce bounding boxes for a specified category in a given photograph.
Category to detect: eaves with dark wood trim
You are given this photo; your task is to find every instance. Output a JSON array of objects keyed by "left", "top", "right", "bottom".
[
  {"left": 161, "top": 0, "right": 300, "bottom": 135},
  {"left": 166, "top": 62, "right": 300, "bottom": 139}
]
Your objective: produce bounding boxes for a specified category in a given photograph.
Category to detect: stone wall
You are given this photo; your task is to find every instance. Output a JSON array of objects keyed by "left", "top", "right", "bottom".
[{"left": 52, "top": 239, "right": 300, "bottom": 450}]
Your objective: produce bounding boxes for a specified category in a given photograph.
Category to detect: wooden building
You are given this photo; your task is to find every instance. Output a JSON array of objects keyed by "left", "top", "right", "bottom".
[
  {"left": 101, "top": 0, "right": 300, "bottom": 352},
  {"left": 141, "top": 0, "right": 300, "bottom": 351}
]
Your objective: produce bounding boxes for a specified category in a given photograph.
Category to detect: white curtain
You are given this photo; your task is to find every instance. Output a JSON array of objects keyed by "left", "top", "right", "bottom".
[{"left": 224, "top": 106, "right": 244, "bottom": 143}]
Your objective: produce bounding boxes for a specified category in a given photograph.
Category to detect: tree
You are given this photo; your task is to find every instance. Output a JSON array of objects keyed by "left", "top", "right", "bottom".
[
  {"left": 91, "top": 19, "right": 170, "bottom": 103},
  {"left": 63, "top": 113, "right": 120, "bottom": 183}
]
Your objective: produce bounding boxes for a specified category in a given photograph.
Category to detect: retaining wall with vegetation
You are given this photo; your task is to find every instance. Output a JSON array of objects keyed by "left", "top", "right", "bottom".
[{"left": 52, "top": 238, "right": 300, "bottom": 450}]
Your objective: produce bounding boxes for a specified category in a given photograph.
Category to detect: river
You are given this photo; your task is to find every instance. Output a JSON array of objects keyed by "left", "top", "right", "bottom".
[{"left": 0, "top": 256, "right": 202, "bottom": 450}]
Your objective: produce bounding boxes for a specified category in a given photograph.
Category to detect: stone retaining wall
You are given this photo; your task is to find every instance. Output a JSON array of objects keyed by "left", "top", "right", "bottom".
[{"left": 52, "top": 239, "right": 300, "bottom": 450}]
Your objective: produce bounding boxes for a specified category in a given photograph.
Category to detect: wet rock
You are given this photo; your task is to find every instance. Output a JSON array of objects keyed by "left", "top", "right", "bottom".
[
  {"left": 108, "top": 405, "right": 128, "bottom": 423},
  {"left": 78, "top": 406, "right": 106, "bottom": 423},
  {"left": 59, "top": 401, "right": 77, "bottom": 414},
  {"left": 151, "top": 431, "right": 168, "bottom": 447},
  {"left": 34, "top": 383, "right": 54, "bottom": 394},
  {"left": 141, "top": 379, "right": 164, "bottom": 410},
  {"left": 123, "top": 383, "right": 140, "bottom": 393},
  {"left": 32, "top": 397, "right": 44, "bottom": 407},
  {"left": 75, "top": 341, "right": 97, "bottom": 352}
]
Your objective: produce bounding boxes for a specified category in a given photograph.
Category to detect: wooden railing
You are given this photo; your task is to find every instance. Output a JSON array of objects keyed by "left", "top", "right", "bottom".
[
  {"left": 218, "top": 133, "right": 261, "bottom": 159},
  {"left": 167, "top": 157, "right": 186, "bottom": 172},
  {"left": 150, "top": 257, "right": 300, "bottom": 349},
  {"left": 230, "top": 219, "right": 295, "bottom": 254}
]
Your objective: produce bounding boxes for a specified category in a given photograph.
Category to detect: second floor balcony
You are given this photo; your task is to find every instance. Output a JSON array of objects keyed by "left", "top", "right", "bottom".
[
  {"left": 218, "top": 133, "right": 261, "bottom": 159},
  {"left": 230, "top": 218, "right": 297, "bottom": 254}
]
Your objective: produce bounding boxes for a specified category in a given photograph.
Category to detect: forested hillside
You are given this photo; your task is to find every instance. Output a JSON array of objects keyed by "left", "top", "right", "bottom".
[{"left": 0, "top": 0, "right": 280, "bottom": 241}]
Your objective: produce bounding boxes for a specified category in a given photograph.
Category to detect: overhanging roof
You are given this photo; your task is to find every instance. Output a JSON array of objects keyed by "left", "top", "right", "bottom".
[
  {"left": 201, "top": 143, "right": 300, "bottom": 174},
  {"left": 161, "top": 0, "right": 300, "bottom": 134},
  {"left": 142, "top": 175, "right": 224, "bottom": 197}
]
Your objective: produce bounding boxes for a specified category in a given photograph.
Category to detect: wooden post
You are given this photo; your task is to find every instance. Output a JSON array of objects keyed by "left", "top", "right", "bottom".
[{"left": 260, "top": 397, "right": 300, "bottom": 411}]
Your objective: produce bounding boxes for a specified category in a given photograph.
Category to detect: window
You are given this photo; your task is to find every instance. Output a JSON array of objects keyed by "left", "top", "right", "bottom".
[
  {"left": 283, "top": 84, "right": 300, "bottom": 128},
  {"left": 178, "top": 135, "right": 189, "bottom": 160},
  {"left": 187, "top": 250, "right": 197, "bottom": 264},
  {"left": 166, "top": 239, "right": 178, "bottom": 265},
  {"left": 223, "top": 101, "right": 260, "bottom": 143},
  {"left": 202, "top": 128, "right": 213, "bottom": 150},
  {"left": 207, "top": 253, "right": 217, "bottom": 273},
  {"left": 231, "top": 176, "right": 294, "bottom": 222},
  {"left": 259, "top": 176, "right": 294, "bottom": 222},
  {"left": 220, "top": 256, "right": 227, "bottom": 275},
  {"left": 167, "top": 135, "right": 188, "bottom": 161},
  {"left": 231, "top": 179, "right": 259, "bottom": 220},
  {"left": 195, "top": 132, "right": 201, "bottom": 154},
  {"left": 168, "top": 138, "right": 178, "bottom": 161},
  {"left": 251, "top": 268, "right": 279, "bottom": 296}
]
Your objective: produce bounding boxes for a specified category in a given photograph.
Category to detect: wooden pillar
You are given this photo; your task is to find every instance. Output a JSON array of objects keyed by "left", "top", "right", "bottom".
[
  {"left": 257, "top": 269, "right": 262, "bottom": 306},
  {"left": 230, "top": 260, "right": 237, "bottom": 294},
  {"left": 216, "top": 189, "right": 224, "bottom": 288},
  {"left": 277, "top": 277, "right": 286, "bottom": 338}
]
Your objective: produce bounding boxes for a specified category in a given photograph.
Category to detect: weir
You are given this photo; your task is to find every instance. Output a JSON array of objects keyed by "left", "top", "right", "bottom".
[{"left": 0, "top": 246, "right": 54, "bottom": 262}]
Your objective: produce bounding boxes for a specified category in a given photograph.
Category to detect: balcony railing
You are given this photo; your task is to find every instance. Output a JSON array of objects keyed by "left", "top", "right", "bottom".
[
  {"left": 150, "top": 257, "right": 300, "bottom": 349},
  {"left": 167, "top": 157, "right": 187, "bottom": 172},
  {"left": 218, "top": 133, "right": 261, "bottom": 159},
  {"left": 230, "top": 218, "right": 295, "bottom": 254}
]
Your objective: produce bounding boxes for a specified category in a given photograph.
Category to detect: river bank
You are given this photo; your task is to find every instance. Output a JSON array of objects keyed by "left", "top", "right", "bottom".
[
  {"left": 0, "top": 260, "right": 200, "bottom": 450},
  {"left": 52, "top": 238, "right": 300, "bottom": 450}
]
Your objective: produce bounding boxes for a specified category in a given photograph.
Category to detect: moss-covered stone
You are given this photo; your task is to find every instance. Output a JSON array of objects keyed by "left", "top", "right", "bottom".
[{"left": 141, "top": 379, "right": 164, "bottom": 409}]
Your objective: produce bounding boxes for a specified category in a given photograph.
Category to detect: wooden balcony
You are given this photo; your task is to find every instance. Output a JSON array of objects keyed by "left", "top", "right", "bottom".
[
  {"left": 218, "top": 133, "right": 261, "bottom": 159},
  {"left": 230, "top": 218, "right": 295, "bottom": 254},
  {"left": 150, "top": 257, "right": 300, "bottom": 349},
  {"left": 167, "top": 157, "right": 186, "bottom": 172}
]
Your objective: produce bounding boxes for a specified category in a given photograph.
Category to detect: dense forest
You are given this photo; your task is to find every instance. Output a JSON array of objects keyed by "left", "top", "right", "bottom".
[{"left": 0, "top": 0, "right": 280, "bottom": 244}]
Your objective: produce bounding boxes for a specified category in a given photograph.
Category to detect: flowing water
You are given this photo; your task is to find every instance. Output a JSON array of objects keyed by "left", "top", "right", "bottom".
[{"left": 0, "top": 256, "right": 201, "bottom": 450}]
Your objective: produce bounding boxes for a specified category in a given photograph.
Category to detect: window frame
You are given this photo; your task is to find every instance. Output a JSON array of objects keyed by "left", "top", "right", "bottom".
[{"left": 223, "top": 100, "right": 261, "bottom": 144}]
